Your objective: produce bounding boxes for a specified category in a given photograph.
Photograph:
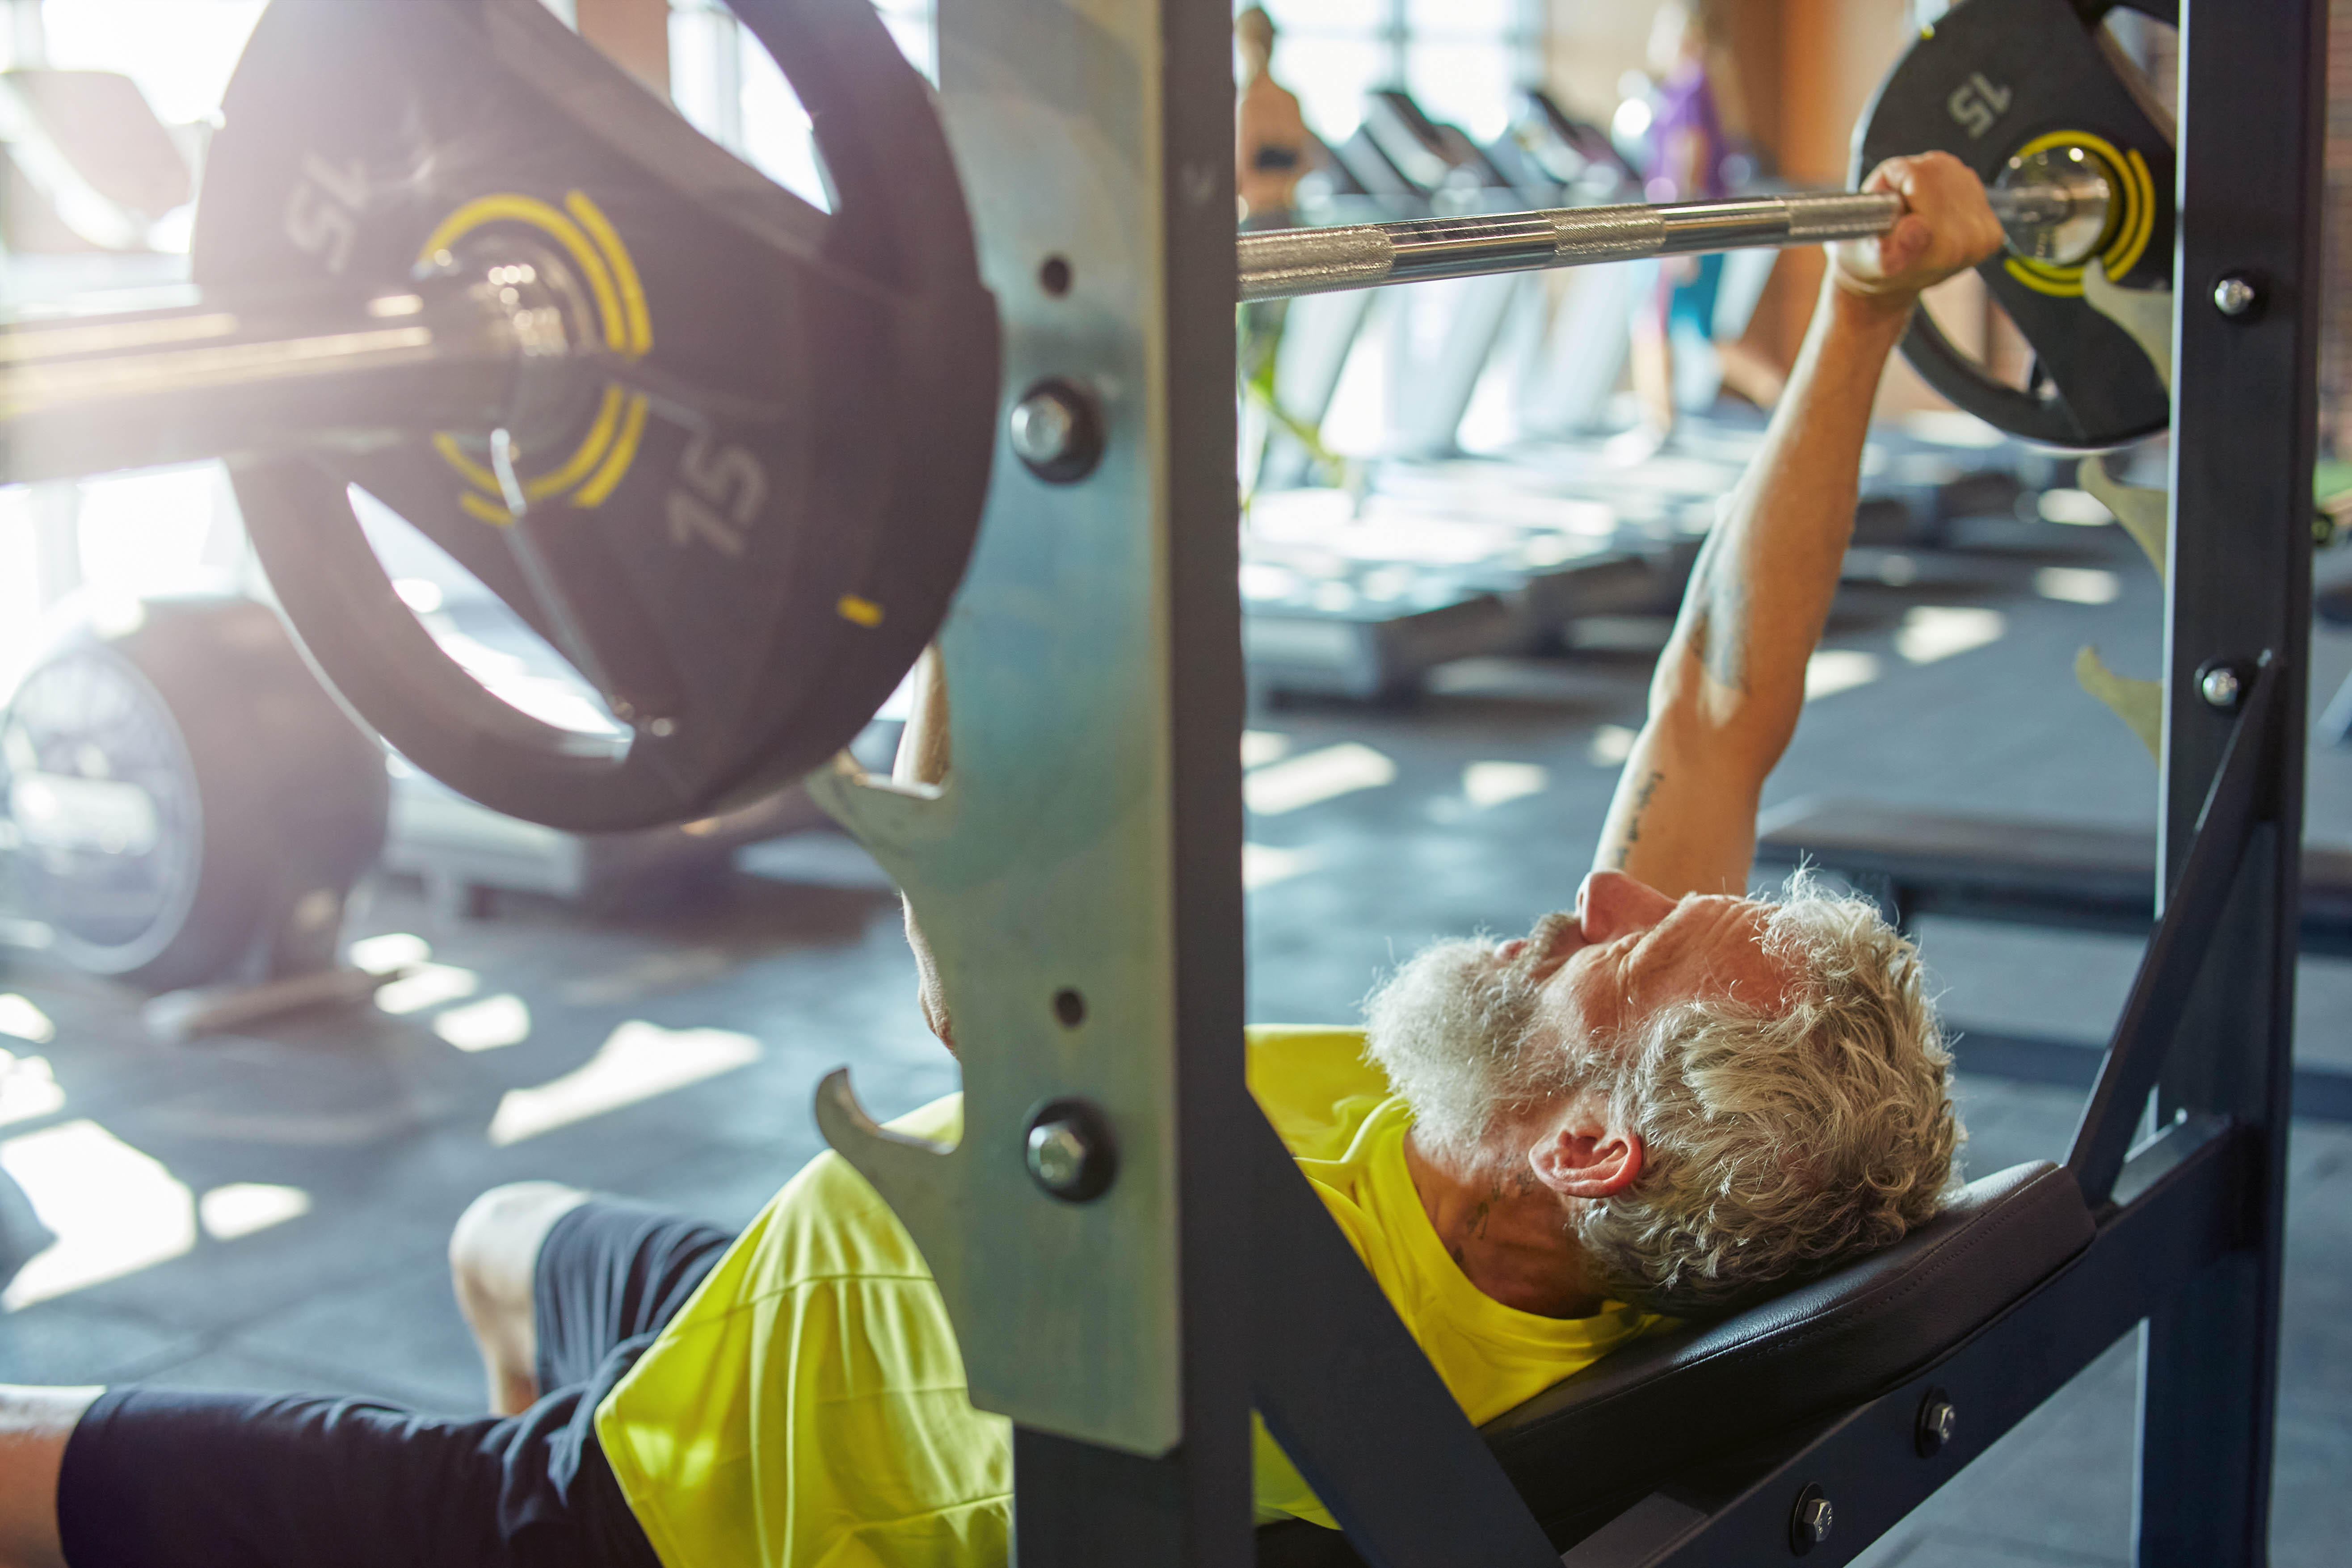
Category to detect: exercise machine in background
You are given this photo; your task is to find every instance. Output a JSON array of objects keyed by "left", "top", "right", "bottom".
[{"left": 1237, "top": 76, "right": 2052, "bottom": 704}]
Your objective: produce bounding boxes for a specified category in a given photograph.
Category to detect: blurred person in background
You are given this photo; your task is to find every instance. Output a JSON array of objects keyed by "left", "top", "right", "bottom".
[
  {"left": 1235, "top": 5, "right": 1311, "bottom": 228},
  {"left": 1615, "top": 0, "right": 1786, "bottom": 462},
  {"left": 1235, "top": 4, "right": 1327, "bottom": 471}
]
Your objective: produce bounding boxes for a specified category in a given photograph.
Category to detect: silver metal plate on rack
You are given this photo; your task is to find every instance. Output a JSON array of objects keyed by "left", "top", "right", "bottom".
[{"left": 808, "top": 0, "right": 1185, "bottom": 1457}]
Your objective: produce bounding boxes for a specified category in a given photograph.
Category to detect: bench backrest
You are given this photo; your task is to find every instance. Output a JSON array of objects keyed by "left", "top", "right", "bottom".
[{"left": 1256, "top": 1159, "right": 2093, "bottom": 1564}]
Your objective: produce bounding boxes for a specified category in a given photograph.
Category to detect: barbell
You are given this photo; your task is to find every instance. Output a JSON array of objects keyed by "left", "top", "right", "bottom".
[
  {"left": 5, "top": 178, "right": 2107, "bottom": 473},
  {"left": 0, "top": 0, "right": 2174, "bottom": 838},
  {"left": 1236, "top": 176, "right": 2110, "bottom": 303}
]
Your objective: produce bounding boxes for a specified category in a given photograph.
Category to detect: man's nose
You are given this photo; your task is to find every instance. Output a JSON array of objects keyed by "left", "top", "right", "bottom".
[{"left": 1577, "top": 870, "right": 1675, "bottom": 941}]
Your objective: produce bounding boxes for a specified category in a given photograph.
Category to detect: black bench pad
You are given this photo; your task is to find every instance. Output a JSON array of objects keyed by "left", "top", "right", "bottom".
[{"left": 1257, "top": 1159, "right": 2091, "bottom": 1564}]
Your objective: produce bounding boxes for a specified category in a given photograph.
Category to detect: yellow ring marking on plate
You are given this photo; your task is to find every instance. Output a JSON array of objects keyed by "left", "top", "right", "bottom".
[
  {"left": 524, "top": 384, "right": 627, "bottom": 500},
  {"left": 459, "top": 491, "right": 517, "bottom": 526},
  {"left": 1997, "top": 130, "right": 2154, "bottom": 298},
  {"left": 418, "top": 194, "right": 625, "bottom": 353},
  {"left": 565, "top": 191, "right": 652, "bottom": 358},
  {"left": 433, "top": 432, "right": 502, "bottom": 496},
  {"left": 836, "top": 595, "right": 884, "bottom": 628},
  {"left": 421, "top": 193, "right": 661, "bottom": 517},
  {"left": 434, "top": 388, "right": 624, "bottom": 505},
  {"left": 572, "top": 393, "right": 650, "bottom": 509},
  {"left": 2005, "top": 255, "right": 2086, "bottom": 296},
  {"left": 2110, "top": 149, "right": 2155, "bottom": 280}
]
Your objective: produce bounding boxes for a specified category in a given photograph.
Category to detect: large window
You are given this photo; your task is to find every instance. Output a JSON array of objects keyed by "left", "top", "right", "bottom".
[
  {"left": 8, "top": 0, "right": 266, "bottom": 124},
  {"left": 1244, "top": 0, "right": 1539, "bottom": 144},
  {"left": 669, "top": 0, "right": 934, "bottom": 211}
]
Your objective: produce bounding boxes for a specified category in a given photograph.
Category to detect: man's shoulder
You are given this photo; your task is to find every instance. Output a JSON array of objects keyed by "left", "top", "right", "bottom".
[
  {"left": 1245, "top": 1024, "right": 1375, "bottom": 1088},
  {"left": 1246, "top": 1025, "right": 1395, "bottom": 1161}
]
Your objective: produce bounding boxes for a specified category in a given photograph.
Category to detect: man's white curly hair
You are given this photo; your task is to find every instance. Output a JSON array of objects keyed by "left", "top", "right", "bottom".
[{"left": 1365, "top": 874, "right": 1961, "bottom": 1316}]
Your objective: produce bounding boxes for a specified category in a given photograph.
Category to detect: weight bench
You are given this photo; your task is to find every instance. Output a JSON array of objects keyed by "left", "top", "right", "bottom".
[
  {"left": 1754, "top": 796, "right": 2352, "bottom": 1123},
  {"left": 1243, "top": 668, "right": 2289, "bottom": 1565},
  {"left": 1256, "top": 1156, "right": 2102, "bottom": 1565}
]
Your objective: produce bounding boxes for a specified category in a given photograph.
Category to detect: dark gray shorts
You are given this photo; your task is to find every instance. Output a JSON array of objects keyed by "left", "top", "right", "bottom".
[{"left": 56, "top": 1197, "right": 736, "bottom": 1568}]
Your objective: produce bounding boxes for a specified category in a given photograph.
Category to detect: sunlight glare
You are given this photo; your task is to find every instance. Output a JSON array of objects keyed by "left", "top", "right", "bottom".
[
  {"left": 1896, "top": 607, "right": 2007, "bottom": 665},
  {"left": 1, "top": 1121, "right": 194, "bottom": 1310},
  {"left": 0, "top": 995, "right": 56, "bottom": 1045},
  {"left": 1805, "top": 650, "right": 1882, "bottom": 700},
  {"left": 349, "top": 933, "right": 431, "bottom": 973},
  {"left": 488, "top": 1022, "right": 760, "bottom": 1146},
  {"left": 1241, "top": 731, "right": 1292, "bottom": 769},
  {"left": 1243, "top": 744, "right": 1397, "bottom": 816},
  {"left": 2034, "top": 567, "right": 2123, "bottom": 605},
  {"left": 375, "top": 964, "right": 480, "bottom": 1016},
  {"left": 1243, "top": 843, "right": 1319, "bottom": 891},
  {"left": 198, "top": 1183, "right": 312, "bottom": 1241},
  {"left": 433, "top": 995, "right": 532, "bottom": 1053},
  {"left": 0, "top": 1051, "right": 65, "bottom": 1127},
  {"left": 1463, "top": 761, "right": 1548, "bottom": 809},
  {"left": 1587, "top": 725, "right": 1637, "bottom": 767}
]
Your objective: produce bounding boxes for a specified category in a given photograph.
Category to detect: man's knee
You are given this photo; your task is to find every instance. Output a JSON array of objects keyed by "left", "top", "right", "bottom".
[{"left": 449, "top": 1181, "right": 587, "bottom": 1316}]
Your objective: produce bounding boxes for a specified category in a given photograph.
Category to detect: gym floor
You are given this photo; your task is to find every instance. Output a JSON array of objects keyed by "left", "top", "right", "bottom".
[{"left": 0, "top": 508, "right": 2347, "bottom": 1566}]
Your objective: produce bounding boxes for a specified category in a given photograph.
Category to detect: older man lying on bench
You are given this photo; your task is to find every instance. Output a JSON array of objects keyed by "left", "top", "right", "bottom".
[{"left": 0, "top": 153, "right": 2000, "bottom": 1568}]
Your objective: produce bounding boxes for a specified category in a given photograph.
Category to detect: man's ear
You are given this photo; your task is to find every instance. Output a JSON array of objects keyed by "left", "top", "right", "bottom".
[{"left": 1527, "top": 1090, "right": 1642, "bottom": 1200}]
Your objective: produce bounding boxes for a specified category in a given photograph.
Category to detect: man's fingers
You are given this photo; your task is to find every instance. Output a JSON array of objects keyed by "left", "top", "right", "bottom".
[
  {"left": 1834, "top": 151, "right": 2002, "bottom": 301},
  {"left": 1883, "top": 214, "right": 1930, "bottom": 274},
  {"left": 1861, "top": 155, "right": 1911, "bottom": 198}
]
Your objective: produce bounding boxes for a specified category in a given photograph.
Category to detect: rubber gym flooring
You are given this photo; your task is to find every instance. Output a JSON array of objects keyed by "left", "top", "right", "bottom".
[{"left": 0, "top": 506, "right": 2347, "bottom": 1565}]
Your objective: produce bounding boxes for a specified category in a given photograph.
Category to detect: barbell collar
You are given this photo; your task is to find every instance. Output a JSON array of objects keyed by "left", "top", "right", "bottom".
[{"left": 0, "top": 246, "right": 599, "bottom": 485}]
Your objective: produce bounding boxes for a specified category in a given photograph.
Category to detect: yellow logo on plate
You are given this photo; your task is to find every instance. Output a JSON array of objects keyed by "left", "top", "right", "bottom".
[
  {"left": 418, "top": 190, "right": 653, "bottom": 524},
  {"left": 2000, "top": 130, "right": 2158, "bottom": 299}
]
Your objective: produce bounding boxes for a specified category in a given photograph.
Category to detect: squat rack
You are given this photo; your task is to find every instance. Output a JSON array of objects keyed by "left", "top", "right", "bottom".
[
  {"left": 0, "top": 0, "right": 2290, "bottom": 1558},
  {"left": 804, "top": 0, "right": 2320, "bottom": 1562}
]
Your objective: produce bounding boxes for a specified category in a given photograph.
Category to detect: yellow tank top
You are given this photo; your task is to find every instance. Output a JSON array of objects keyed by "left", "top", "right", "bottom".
[{"left": 595, "top": 1026, "right": 1660, "bottom": 1566}]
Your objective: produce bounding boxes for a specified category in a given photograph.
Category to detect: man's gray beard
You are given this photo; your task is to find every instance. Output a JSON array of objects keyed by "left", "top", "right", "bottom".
[{"left": 1362, "top": 912, "right": 1584, "bottom": 1167}]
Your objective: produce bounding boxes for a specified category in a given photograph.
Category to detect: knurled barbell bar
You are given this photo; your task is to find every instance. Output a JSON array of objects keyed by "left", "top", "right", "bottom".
[{"left": 1235, "top": 171, "right": 2112, "bottom": 303}]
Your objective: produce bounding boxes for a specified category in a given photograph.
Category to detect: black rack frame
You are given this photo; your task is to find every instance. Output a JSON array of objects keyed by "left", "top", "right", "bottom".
[{"left": 1008, "top": 0, "right": 2318, "bottom": 1562}]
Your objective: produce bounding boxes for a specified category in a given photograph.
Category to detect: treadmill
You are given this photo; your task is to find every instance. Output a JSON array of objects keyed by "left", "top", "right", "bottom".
[
  {"left": 1364, "top": 86, "right": 2040, "bottom": 559},
  {"left": 1242, "top": 89, "right": 1660, "bottom": 701}
]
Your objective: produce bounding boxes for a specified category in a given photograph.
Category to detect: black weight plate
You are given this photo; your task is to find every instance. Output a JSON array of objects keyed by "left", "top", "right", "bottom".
[
  {"left": 1857, "top": 0, "right": 2175, "bottom": 449},
  {"left": 194, "top": 0, "right": 997, "bottom": 833}
]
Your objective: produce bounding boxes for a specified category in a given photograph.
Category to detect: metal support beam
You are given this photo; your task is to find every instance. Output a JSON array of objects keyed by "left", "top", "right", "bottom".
[
  {"left": 2137, "top": 0, "right": 2323, "bottom": 1561},
  {"left": 2068, "top": 658, "right": 2279, "bottom": 1205},
  {"left": 813, "top": 0, "right": 1250, "bottom": 1560},
  {"left": 980, "top": 0, "right": 1249, "bottom": 1560}
]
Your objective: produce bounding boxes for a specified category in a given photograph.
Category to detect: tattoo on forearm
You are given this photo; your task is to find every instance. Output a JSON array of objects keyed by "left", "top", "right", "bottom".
[
  {"left": 1684, "top": 529, "right": 1751, "bottom": 694},
  {"left": 1605, "top": 769, "right": 1666, "bottom": 870},
  {"left": 1696, "top": 564, "right": 1750, "bottom": 695}
]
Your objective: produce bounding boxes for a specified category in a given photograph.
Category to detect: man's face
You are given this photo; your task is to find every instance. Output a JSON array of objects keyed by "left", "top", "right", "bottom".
[
  {"left": 1494, "top": 870, "right": 1791, "bottom": 1060},
  {"left": 1363, "top": 870, "right": 1796, "bottom": 1160}
]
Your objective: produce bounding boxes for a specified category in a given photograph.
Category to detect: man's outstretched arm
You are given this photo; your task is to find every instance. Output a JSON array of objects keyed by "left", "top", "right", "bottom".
[{"left": 1596, "top": 153, "right": 2004, "bottom": 899}]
